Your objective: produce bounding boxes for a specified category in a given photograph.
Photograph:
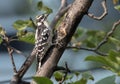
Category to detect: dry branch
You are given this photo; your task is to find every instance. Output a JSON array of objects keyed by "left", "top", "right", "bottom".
[{"left": 87, "top": 0, "right": 107, "bottom": 20}]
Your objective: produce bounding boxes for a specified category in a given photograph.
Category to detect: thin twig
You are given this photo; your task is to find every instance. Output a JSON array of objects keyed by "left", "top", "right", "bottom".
[
  {"left": 87, "top": 0, "right": 107, "bottom": 20},
  {"left": 50, "top": 0, "right": 71, "bottom": 29},
  {"left": 10, "top": 47, "right": 27, "bottom": 58},
  {"left": 7, "top": 46, "right": 17, "bottom": 73},
  {"left": 29, "top": 17, "right": 37, "bottom": 29},
  {"left": 67, "top": 46, "right": 107, "bottom": 56},
  {"left": 0, "top": 28, "right": 33, "bottom": 83},
  {"left": 60, "top": 0, "right": 67, "bottom": 9},
  {"left": 2, "top": 33, "right": 18, "bottom": 73},
  {"left": 95, "top": 19, "right": 120, "bottom": 50},
  {"left": 59, "top": 62, "right": 70, "bottom": 84}
]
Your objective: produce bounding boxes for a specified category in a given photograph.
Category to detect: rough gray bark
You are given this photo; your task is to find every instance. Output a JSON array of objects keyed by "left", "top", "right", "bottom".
[{"left": 33, "top": 0, "right": 93, "bottom": 80}]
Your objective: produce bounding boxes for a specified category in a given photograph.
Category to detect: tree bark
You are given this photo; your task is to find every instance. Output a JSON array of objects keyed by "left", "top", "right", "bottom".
[{"left": 31, "top": 0, "right": 93, "bottom": 83}]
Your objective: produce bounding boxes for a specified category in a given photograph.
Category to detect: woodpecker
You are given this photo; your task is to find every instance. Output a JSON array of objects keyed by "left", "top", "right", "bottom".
[{"left": 35, "top": 14, "right": 52, "bottom": 69}]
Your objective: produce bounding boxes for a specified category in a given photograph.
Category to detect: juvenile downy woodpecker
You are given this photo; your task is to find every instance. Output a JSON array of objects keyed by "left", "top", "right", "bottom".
[{"left": 35, "top": 14, "right": 52, "bottom": 69}]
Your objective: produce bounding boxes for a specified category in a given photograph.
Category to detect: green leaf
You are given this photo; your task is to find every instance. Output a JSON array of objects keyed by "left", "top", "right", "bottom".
[
  {"left": 82, "top": 72, "right": 94, "bottom": 81},
  {"left": 74, "top": 72, "right": 80, "bottom": 77},
  {"left": 0, "top": 26, "right": 6, "bottom": 36},
  {"left": 54, "top": 71, "right": 64, "bottom": 82},
  {"left": 85, "top": 54, "right": 120, "bottom": 76},
  {"left": 85, "top": 39, "right": 96, "bottom": 48},
  {"left": 83, "top": 30, "right": 105, "bottom": 48},
  {"left": 13, "top": 20, "right": 33, "bottom": 31},
  {"left": 109, "top": 37, "right": 120, "bottom": 50},
  {"left": 18, "top": 31, "right": 35, "bottom": 44},
  {"left": 37, "top": 1, "right": 53, "bottom": 14},
  {"left": 73, "top": 72, "right": 94, "bottom": 84},
  {"left": 33, "top": 77, "right": 53, "bottom": 84},
  {"left": 0, "top": 36, "right": 2, "bottom": 44},
  {"left": 85, "top": 56, "right": 108, "bottom": 65},
  {"left": 85, "top": 56, "right": 116, "bottom": 70},
  {"left": 108, "top": 50, "right": 118, "bottom": 62},
  {"left": 37, "top": 1, "right": 42, "bottom": 10},
  {"left": 0, "top": 26, "right": 6, "bottom": 44},
  {"left": 114, "top": 5, "right": 120, "bottom": 11},
  {"left": 95, "top": 75, "right": 116, "bottom": 84},
  {"left": 74, "top": 28, "right": 84, "bottom": 38},
  {"left": 0, "top": 27, "right": 6, "bottom": 44},
  {"left": 73, "top": 78, "right": 87, "bottom": 84},
  {"left": 109, "top": 37, "right": 120, "bottom": 45},
  {"left": 65, "top": 74, "right": 73, "bottom": 80},
  {"left": 43, "top": 6, "right": 53, "bottom": 14}
]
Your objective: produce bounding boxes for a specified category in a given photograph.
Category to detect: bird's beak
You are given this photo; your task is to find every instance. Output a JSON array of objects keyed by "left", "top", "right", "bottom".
[{"left": 44, "top": 14, "right": 49, "bottom": 19}]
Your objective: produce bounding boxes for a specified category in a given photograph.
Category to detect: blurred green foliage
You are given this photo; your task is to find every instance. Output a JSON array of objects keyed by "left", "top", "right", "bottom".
[
  {"left": 33, "top": 77, "right": 53, "bottom": 84},
  {"left": 0, "top": 26, "right": 6, "bottom": 44},
  {"left": 95, "top": 75, "right": 116, "bottom": 84},
  {"left": 85, "top": 50, "right": 120, "bottom": 76},
  {"left": 37, "top": 1, "right": 53, "bottom": 14},
  {"left": 13, "top": 20, "right": 33, "bottom": 31},
  {"left": 13, "top": 19, "right": 35, "bottom": 44},
  {"left": 53, "top": 71, "right": 93, "bottom": 84},
  {"left": 113, "top": 0, "right": 120, "bottom": 11}
]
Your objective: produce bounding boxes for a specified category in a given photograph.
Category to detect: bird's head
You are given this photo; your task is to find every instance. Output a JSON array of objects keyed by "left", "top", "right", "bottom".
[{"left": 36, "top": 14, "right": 49, "bottom": 23}]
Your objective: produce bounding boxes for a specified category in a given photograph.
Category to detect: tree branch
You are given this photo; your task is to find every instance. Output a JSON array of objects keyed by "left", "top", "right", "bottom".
[
  {"left": 50, "top": 0, "right": 71, "bottom": 30},
  {"left": 1, "top": 33, "right": 18, "bottom": 74},
  {"left": 58, "top": 62, "right": 70, "bottom": 84},
  {"left": 10, "top": 48, "right": 36, "bottom": 84},
  {"left": 67, "top": 19, "right": 120, "bottom": 56},
  {"left": 33, "top": 0, "right": 94, "bottom": 79},
  {"left": 67, "top": 46, "right": 107, "bottom": 56},
  {"left": 95, "top": 19, "right": 120, "bottom": 50},
  {"left": 7, "top": 46, "right": 17, "bottom": 73},
  {"left": 11, "top": 0, "right": 96, "bottom": 83},
  {"left": 87, "top": 0, "right": 107, "bottom": 20}
]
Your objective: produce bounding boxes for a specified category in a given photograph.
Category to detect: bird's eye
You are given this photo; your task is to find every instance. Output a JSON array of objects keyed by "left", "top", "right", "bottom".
[
  {"left": 36, "top": 15, "right": 44, "bottom": 20},
  {"left": 40, "top": 16, "right": 44, "bottom": 19}
]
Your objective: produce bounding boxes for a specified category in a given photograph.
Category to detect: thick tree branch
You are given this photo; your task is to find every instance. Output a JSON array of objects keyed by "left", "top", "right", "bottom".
[{"left": 33, "top": 0, "right": 94, "bottom": 79}]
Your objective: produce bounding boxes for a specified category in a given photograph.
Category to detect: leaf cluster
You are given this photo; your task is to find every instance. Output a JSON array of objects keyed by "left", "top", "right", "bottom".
[
  {"left": 86, "top": 50, "right": 120, "bottom": 76},
  {"left": 0, "top": 26, "right": 6, "bottom": 44},
  {"left": 113, "top": 0, "right": 120, "bottom": 11},
  {"left": 37, "top": 1, "right": 53, "bottom": 14},
  {"left": 13, "top": 19, "right": 35, "bottom": 44},
  {"left": 53, "top": 71, "right": 94, "bottom": 84},
  {"left": 33, "top": 71, "right": 116, "bottom": 84},
  {"left": 71, "top": 28, "right": 105, "bottom": 48}
]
